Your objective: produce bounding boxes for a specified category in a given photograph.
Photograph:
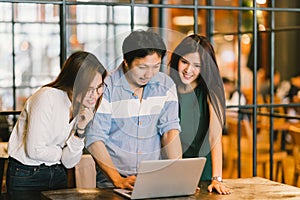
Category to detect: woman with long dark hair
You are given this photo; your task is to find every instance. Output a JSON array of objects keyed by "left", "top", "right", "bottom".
[
  {"left": 6, "top": 51, "right": 107, "bottom": 199},
  {"left": 169, "top": 35, "right": 230, "bottom": 195}
]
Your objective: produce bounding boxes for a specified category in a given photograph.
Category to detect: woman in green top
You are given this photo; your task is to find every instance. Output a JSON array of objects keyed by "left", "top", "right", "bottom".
[{"left": 169, "top": 34, "right": 230, "bottom": 195}]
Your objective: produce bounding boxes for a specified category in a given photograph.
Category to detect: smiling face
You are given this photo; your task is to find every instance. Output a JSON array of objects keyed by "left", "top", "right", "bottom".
[
  {"left": 178, "top": 52, "right": 201, "bottom": 89},
  {"left": 81, "top": 72, "right": 104, "bottom": 108},
  {"left": 124, "top": 53, "right": 161, "bottom": 88}
]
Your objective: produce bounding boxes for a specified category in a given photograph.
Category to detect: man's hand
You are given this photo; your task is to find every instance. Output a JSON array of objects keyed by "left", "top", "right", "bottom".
[{"left": 114, "top": 175, "right": 136, "bottom": 190}]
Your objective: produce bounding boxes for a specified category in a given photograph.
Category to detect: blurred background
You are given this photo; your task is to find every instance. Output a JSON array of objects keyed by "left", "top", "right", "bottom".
[{"left": 1, "top": 0, "right": 300, "bottom": 187}]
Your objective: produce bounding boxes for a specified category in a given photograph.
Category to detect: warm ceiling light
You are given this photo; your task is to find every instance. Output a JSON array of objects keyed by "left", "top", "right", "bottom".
[
  {"left": 259, "top": 24, "right": 266, "bottom": 31},
  {"left": 173, "top": 16, "right": 201, "bottom": 26},
  {"left": 241, "top": 34, "right": 250, "bottom": 44},
  {"left": 256, "top": 0, "right": 266, "bottom": 4},
  {"left": 224, "top": 35, "right": 234, "bottom": 41}
]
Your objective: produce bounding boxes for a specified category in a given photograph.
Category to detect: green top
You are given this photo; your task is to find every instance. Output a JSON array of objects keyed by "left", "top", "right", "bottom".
[{"left": 179, "top": 87, "right": 212, "bottom": 181}]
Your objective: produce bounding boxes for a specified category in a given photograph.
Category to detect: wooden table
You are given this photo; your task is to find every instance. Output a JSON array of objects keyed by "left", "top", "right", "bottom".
[{"left": 41, "top": 177, "right": 300, "bottom": 200}]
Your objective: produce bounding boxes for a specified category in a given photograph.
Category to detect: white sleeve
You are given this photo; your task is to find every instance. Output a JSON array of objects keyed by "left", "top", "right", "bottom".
[{"left": 61, "top": 134, "right": 84, "bottom": 169}]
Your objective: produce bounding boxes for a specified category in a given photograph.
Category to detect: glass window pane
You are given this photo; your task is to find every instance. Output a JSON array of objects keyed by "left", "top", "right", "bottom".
[
  {"left": 69, "top": 5, "right": 108, "bottom": 23},
  {"left": 242, "top": 0, "right": 254, "bottom": 7},
  {"left": 74, "top": 24, "right": 108, "bottom": 51},
  {"left": 241, "top": 10, "right": 254, "bottom": 32},
  {"left": 249, "top": 0, "right": 300, "bottom": 8},
  {"left": 68, "top": 0, "right": 130, "bottom": 3},
  {"left": 275, "top": 11, "right": 300, "bottom": 29},
  {"left": 137, "top": 0, "right": 193, "bottom": 5},
  {"left": 257, "top": 10, "right": 269, "bottom": 31},
  {"left": 0, "top": 23, "right": 13, "bottom": 90},
  {"left": 0, "top": 88, "right": 13, "bottom": 111},
  {"left": 0, "top": 23, "right": 13, "bottom": 63},
  {"left": 275, "top": 31, "right": 300, "bottom": 80},
  {"left": 93, "top": 26, "right": 130, "bottom": 72},
  {"left": 0, "top": 2, "right": 12, "bottom": 21},
  {"left": 45, "top": 4, "right": 60, "bottom": 22},
  {"left": 264, "top": 0, "right": 300, "bottom": 8},
  {"left": 214, "top": 35, "right": 236, "bottom": 79},
  {"left": 114, "top": 6, "right": 131, "bottom": 24},
  {"left": 166, "top": 8, "right": 205, "bottom": 36},
  {"left": 213, "top": 0, "right": 241, "bottom": 6},
  {"left": 0, "top": 18, "right": 13, "bottom": 111},
  {"left": 70, "top": 0, "right": 196, "bottom": 4},
  {"left": 134, "top": 7, "right": 149, "bottom": 25},
  {"left": 19, "top": 3, "right": 31, "bottom": 22},
  {"left": 15, "top": 3, "right": 59, "bottom": 23},
  {"left": 215, "top": 10, "right": 238, "bottom": 34},
  {"left": 14, "top": 23, "right": 60, "bottom": 88}
]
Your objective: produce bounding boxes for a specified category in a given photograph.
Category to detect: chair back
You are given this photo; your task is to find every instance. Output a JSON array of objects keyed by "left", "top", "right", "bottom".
[
  {"left": 289, "top": 125, "right": 300, "bottom": 166},
  {"left": 226, "top": 117, "right": 253, "bottom": 155}
]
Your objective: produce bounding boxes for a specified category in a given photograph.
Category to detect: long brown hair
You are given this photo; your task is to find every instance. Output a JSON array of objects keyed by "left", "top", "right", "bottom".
[{"left": 44, "top": 51, "right": 107, "bottom": 117}]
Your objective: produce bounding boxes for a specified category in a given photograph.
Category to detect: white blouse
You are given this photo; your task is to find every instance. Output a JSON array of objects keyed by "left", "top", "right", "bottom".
[{"left": 8, "top": 87, "right": 84, "bottom": 168}]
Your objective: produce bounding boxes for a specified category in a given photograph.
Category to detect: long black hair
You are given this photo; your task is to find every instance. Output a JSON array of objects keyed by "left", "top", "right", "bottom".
[{"left": 169, "top": 34, "right": 225, "bottom": 128}]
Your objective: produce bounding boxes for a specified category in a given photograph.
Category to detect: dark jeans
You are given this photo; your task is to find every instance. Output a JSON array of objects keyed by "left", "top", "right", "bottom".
[{"left": 6, "top": 157, "right": 68, "bottom": 200}]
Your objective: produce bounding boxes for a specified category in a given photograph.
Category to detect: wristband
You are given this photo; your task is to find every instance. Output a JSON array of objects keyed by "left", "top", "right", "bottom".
[
  {"left": 74, "top": 129, "right": 85, "bottom": 139},
  {"left": 76, "top": 124, "right": 85, "bottom": 131}
]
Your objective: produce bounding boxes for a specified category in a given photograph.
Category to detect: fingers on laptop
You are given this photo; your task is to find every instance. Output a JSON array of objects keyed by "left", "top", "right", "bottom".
[
  {"left": 115, "top": 175, "right": 136, "bottom": 190},
  {"left": 125, "top": 175, "right": 136, "bottom": 190}
]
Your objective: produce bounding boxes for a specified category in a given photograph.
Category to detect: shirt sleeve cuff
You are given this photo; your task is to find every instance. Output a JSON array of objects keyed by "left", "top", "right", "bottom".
[{"left": 67, "top": 135, "right": 85, "bottom": 152}]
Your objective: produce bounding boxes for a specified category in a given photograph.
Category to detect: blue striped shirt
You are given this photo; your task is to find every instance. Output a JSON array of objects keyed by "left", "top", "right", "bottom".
[{"left": 85, "top": 66, "right": 181, "bottom": 176}]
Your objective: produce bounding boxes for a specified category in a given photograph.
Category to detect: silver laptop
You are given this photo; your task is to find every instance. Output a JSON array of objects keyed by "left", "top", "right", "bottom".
[{"left": 114, "top": 157, "right": 206, "bottom": 199}]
